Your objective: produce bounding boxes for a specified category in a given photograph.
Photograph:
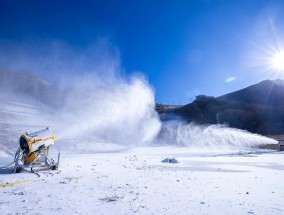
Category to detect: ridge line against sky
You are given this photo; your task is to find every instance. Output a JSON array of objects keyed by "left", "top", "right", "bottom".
[{"left": 0, "top": 0, "right": 284, "bottom": 104}]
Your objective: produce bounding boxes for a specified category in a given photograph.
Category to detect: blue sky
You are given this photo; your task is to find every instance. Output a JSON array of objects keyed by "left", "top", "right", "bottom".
[{"left": 0, "top": 0, "right": 284, "bottom": 104}]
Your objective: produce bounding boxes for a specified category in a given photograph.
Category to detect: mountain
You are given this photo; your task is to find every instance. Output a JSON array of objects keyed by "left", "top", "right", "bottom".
[
  {"left": 157, "top": 80, "right": 284, "bottom": 136},
  {"left": 0, "top": 70, "right": 61, "bottom": 108},
  {"left": 220, "top": 79, "right": 284, "bottom": 106}
]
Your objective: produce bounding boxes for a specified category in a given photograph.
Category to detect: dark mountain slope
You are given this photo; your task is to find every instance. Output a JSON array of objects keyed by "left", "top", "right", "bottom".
[
  {"left": 158, "top": 80, "right": 284, "bottom": 135},
  {"left": 220, "top": 79, "right": 284, "bottom": 106}
]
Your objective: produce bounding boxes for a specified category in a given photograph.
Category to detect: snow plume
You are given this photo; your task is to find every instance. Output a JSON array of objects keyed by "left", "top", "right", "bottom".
[
  {"left": 23, "top": 42, "right": 164, "bottom": 146},
  {"left": 55, "top": 74, "right": 161, "bottom": 146},
  {"left": 158, "top": 120, "right": 277, "bottom": 151},
  {"left": 0, "top": 39, "right": 161, "bottom": 148}
]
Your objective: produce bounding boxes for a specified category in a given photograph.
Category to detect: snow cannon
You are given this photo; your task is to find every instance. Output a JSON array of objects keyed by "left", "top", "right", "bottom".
[{"left": 14, "top": 127, "right": 60, "bottom": 173}]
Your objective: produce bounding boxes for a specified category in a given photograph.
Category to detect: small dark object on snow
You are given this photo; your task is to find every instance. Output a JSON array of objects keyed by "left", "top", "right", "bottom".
[{"left": 162, "top": 158, "right": 178, "bottom": 164}]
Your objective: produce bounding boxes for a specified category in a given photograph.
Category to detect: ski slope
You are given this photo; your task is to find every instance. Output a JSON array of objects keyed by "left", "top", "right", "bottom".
[{"left": 1, "top": 147, "right": 284, "bottom": 215}]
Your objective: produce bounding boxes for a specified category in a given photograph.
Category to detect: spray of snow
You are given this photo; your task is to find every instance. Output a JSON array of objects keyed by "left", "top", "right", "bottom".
[
  {"left": 158, "top": 120, "right": 277, "bottom": 151},
  {"left": 54, "top": 74, "right": 161, "bottom": 146}
]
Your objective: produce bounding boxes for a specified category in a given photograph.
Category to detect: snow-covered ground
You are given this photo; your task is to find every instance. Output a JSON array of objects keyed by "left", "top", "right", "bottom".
[{"left": 1, "top": 147, "right": 284, "bottom": 215}]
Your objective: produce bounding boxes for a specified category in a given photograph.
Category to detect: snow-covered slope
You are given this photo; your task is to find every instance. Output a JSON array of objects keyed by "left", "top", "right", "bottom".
[
  {"left": 1, "top": 147, "right": 284, "bottom": 214},
  {"left": 0, "top": 94, "right": 53, "bottom": 156}
]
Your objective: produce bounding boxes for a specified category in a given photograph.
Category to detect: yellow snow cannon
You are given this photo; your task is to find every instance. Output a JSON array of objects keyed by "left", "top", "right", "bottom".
[{"left": 14, "top": 127, "right": 60, "bottom": 173}]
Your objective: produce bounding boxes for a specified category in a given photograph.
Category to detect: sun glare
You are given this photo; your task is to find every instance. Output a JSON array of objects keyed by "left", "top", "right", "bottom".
[{"left": 270, "top": 50, "right": 284, "bottom": 71}]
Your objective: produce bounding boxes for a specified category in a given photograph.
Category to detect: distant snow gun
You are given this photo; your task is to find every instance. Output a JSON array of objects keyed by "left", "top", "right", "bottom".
[{"left": 14, "top": 127, "right": 60, "bottom": 173}]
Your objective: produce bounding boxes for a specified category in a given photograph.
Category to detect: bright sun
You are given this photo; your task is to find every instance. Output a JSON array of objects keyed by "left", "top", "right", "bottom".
[{"left": 270, "top": 51, "right": 284, "bottom": 71}]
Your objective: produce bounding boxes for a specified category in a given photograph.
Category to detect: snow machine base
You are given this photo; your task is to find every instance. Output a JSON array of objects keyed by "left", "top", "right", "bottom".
[{"left": 14, "top": 150, "right": 60, "bottom": 174}]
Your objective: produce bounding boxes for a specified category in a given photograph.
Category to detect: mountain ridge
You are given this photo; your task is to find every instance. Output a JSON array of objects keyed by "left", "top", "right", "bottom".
[
  {"left": 219, "top": 79, "right": 284, "bottom": 106},
  {"left": 157, "top": 79, "right": 284, "bottom": 135}
]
